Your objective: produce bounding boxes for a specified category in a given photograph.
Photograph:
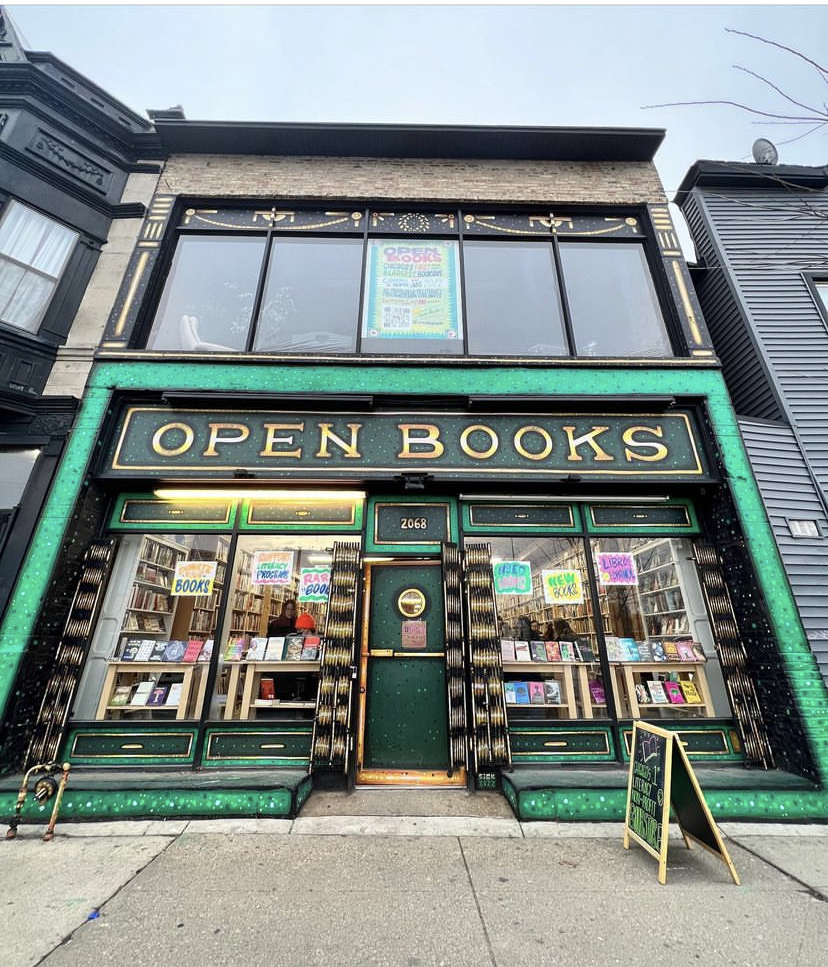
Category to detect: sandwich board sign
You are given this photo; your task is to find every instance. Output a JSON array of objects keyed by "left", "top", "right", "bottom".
[{"left": 623, "top": 721, "right": 740, "bottom": 886}]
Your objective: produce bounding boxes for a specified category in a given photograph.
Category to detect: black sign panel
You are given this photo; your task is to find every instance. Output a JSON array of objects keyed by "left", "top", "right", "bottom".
[{"left": 373, "top": 502, "right": 450, "bottom": 545}]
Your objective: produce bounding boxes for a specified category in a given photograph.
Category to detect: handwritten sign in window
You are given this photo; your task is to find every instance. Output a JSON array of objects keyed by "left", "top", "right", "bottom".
[
  {"left": 597, "top": 552, "right": 639, "bottom": 585},
  {"left": 541, "top": 569, "right": 584, "bottom": 605}
]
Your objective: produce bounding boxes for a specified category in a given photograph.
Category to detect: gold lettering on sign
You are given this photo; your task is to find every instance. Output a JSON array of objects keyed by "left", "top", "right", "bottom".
[
  {"left": 398, "top": 424, "right": 445, "bottom": 459},
  {"left": 460, "top": 424, "right": 499, "bottom": 460},
  {"left": 152, "top": 422, "right": 195, "bottom": 457},
  {"left": 203, "top": 423, "right": 250, "bottom": 457},
  {"left": 562, "top": 426, "right": 614, "bottom": 462},
  {"left": 259, "top": 423, "right": 305, "bottom": 459},
  {"left": 513, "top": 426, "right": 554, "bottom": 461},
  {"left": 316, "top": 423, "right": 363, "bottom": 459},
  {"left": 622, "top": 426, "right": 669, "bottom": 463}
]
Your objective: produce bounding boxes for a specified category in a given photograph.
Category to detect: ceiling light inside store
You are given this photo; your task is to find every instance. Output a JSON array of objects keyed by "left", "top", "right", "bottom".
[
  {"left": 153, "top": 488, "right": 366, "bottom": 502},
  {"left": 459, "top": 494, "right": 670, "bottom": 503}
]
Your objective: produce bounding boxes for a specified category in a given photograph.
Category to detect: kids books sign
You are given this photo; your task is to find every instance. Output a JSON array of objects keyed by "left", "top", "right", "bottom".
[
  {"left": 171, "top": 561, "right": 217, "bottom": 596},
  {"left": 252, "top": 550, "right": 294, "bottom": 586},
  {"left": 541, "top": 569, "right": 584, "bottom": 605},
  {"left": 493, "top": 561, "right": 532, "bottom": 595},
  {"left": 597, "top": 552, "right": 638, "bottom": 585},
  {"left": 624, "top": 721, "right": 740, "bottom": 886},
  {"left": 298, "top": 566, "right": 331, "bottom": 602}
]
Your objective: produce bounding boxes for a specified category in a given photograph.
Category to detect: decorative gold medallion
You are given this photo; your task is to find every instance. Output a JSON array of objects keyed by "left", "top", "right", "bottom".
[{"left": 397, "top": 587, "right": 426, "bottom": 618}]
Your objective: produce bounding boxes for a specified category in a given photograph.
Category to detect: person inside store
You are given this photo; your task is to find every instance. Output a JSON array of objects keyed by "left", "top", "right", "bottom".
[{"left": 267, "top": 599, "right": 297, "bottom": 636}]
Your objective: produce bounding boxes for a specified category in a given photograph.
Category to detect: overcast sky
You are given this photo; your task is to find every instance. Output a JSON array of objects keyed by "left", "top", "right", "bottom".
[{"left": 7, "top": 3, "right": 828, "bottom": 255}]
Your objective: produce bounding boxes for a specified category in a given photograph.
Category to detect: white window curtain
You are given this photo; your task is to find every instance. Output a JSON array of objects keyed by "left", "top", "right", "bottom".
[{"left": 0, "top": 200, "right": 78, "bottom": 332}]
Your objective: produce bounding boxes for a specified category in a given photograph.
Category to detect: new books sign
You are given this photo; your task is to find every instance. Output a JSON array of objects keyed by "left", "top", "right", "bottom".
[{"left": 105, "top": 408, "right": 710, "bottom": 481}]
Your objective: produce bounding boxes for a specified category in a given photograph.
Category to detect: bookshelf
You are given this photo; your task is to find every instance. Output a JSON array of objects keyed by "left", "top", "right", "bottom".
[
  {"left": 501, "top": 660, "right": 579, "bottom": 717},
  {"left": 119, "top": 536, "right": 187, "bottom": 646},
  {"left": 223, "top": 659, "right": 322, "bottom": 719},
  {"left": 633, "top": 539, "right": 693, "bottom": 641},
  {"left": 95, "top": 661, "right": 208, "bottom": 721},
  {"left": 612, "top": 660, "right": 712, "bottom": 719}
]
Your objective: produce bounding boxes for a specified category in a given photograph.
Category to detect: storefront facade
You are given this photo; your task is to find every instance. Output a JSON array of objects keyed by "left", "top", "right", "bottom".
[{"left": 1, "top": 123, "right": 826, "bottom": 822}]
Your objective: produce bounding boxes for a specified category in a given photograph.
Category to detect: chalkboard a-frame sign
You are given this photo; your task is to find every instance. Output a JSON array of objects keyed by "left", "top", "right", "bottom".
[{"left": 623, "top": 721, "right": 740, "bottom": 886}]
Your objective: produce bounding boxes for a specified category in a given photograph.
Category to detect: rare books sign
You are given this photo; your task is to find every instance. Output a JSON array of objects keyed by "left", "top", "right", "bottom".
[{"left": 104, "top": 408, "right": 710, "bottom": 481}]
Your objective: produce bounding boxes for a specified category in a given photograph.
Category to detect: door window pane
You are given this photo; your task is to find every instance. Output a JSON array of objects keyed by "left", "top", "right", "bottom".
[
  {"left": 361, "top": 239, "right": 464, "bottom": 355},
  {"left": 253, "top": 237, "right": 362, "bottom": 352},
  {"left": 0, "top": 200, "right": 78, "bottom": 332},
  {"left": 560, "top": 242, "right": 673, "bottom": 357},
  {"left": 464, "top": 240, "right": 567, "bottom": 356},
  {"left": 146, "top": 235, "right": 266, "bottom": 351}
]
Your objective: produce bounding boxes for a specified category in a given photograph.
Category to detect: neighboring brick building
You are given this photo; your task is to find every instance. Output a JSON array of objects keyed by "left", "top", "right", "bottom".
[{"left": 1, "top": 73, "right": 826, "bottom": 822}]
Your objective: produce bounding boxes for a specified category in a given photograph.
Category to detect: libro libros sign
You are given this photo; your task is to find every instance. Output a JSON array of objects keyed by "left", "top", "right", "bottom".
[
  {"left": 104, "top": 408, "right": 709, "bottom": 481},
  {"left": 624, "top": 721, "right": 740, "bottom": 886}
]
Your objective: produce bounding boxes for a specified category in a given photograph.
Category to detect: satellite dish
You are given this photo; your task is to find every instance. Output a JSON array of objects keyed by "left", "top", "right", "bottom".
[{"left": 752, "top": 138, "right": 779, "bottom": 164}]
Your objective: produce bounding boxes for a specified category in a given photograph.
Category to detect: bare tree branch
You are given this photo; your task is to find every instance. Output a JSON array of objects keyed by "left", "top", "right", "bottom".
[
  {"left": 725, "top": 28, "right": 828, "bottom": 81},
  {"left": 733, "top": 65, "right": 826, "bottom": 119},
  {"left": 642, "top": 97, "right": 823, "bottom": 123}
]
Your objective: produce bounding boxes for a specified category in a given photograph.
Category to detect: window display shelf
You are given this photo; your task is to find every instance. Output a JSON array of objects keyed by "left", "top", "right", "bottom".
[
  {"left": 224, "top": 659, "right": 322, "bottom": 720},
  {"left": 95, "top": 661, "right": 208, "bottom": 721}
]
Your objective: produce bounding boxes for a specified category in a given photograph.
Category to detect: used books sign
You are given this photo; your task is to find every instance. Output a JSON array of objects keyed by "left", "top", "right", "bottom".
[
  {"left": 104, "top": 408, "right": 710, "bottom": 481},
  {"left": 624, "top": 721, "right": 740, "bottom": 886}
]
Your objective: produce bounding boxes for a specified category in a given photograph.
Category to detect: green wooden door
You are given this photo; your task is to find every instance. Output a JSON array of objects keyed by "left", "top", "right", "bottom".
[{"left": 357, "top": 561, "right": 460, "bottom": 784}]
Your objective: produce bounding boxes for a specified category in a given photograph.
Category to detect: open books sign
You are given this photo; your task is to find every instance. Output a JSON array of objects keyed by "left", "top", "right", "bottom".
[{"left": 541, "top": 569, "right": 584, "bottom": 605}]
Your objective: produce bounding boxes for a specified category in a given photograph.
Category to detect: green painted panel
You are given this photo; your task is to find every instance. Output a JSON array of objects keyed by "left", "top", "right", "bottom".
[
  {"left": 203, "top": 727, "right": 312, "bottom": 765},
  {"left": 509, "top": 727, "right": 615, "bottom": 760},
  {"left": 363, "top": 563, "right": 449, "bottom": 770},
  {"left": 65, "top": 728, "right": 196, "bottom": 765}
]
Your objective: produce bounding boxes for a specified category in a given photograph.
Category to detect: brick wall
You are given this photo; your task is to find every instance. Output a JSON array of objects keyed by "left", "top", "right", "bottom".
[{"left": 162, "top": 155, "right": 667, "bottom": 205}]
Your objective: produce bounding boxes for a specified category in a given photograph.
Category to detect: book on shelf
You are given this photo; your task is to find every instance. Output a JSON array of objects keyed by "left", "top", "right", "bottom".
[
  {"left": 161, "top": 639, "right": 187, "bottom": 663},
  {"left": 265, "top": 636, "right": 286, "bottom": 661},
  {"left": 182, "top": 639, "right": 203, "bottom": 662},
  {"left": 165, "top": 682, "right": 183, "bottom": 707},
  {"left": 646, "top": 680, "right": 669, "bottom": 704},
  {"left": 300, "top": 636, "right": 321, "bottom": 661},
  {"left": 676, "top": 640, "right": 696, "bottom": 662},
  {"left": 513, "top": 681, "right": 531, "bottom": 705},
  {"left": 110, "top": 685, "right": 133, "bottom": 706},
  {"left": 663, "top": 680, "right": 686, "bottom": 704},
  {"left": 198, "top": 639, "right": 214, "bottom": 662},
  {"left": 528, "top": 681, "right": 546, "bottom": 705},
  {"left": 663, "top": 640, "right": 680, "bottom": 661},
  {"left": 148, "top": 640, "right": 169, "bottom": 661},
  {"left": 500, "top": 639, "right": 516, "bottom": 662},
  {"left": 119, "top": 638, "right": 143, "bottom": 661},
  {"left": 259, "top": 677, "right": 276, "bottom": 700},
  {"left": 636, "top": 640, "right": 654, "bottom": 662},
  {"left": 634, "top": 683, "right": 650, "bottom": 705},
  {"left": 247, "top": 637, "right": 268, "bottom": 661},
  {"left": 529, "top": 641, "right": 548, "bottom": 662},
  {"left": 283, "top": 635, "right": 305, "bottom": 661},
  {"left": 679, "top": 680, "right": 703, "bottom": 704},
  {"left": 619, "top": 638, "right": 640, "bottom": 661},
  {"left": 223, "top": 637, "right": 246, "bottom": 661},
  {"left": 514, "top": 641, "right": 532, "bottom": 662},
  {"left": 544, "top": 679, "right": 562, "bottom": 705},
  {"left": 503, "top": 682, "right": 517, "bottom": 705},
  {"left": 578, "top": 640, "right": 595, "bottom": 662},
  {"left": 135, "top": 639, "right": 156, "bottom": 662},
  {"left": 147, "top": 686, "right": 168, "bottom": 706},
  {"left": 559, "top": 640, "right": 577, "bottom": 661},
  {"left": 545, "top": 641, "right": 562, "bottom": 662},
  {"left": 650, "top": 640, "right": 666, "bottom": 661},
  {"left": 588, "top": 678, "right": 606, "bottom": 704},
  {"left": 604, "top": 636, "right": 627, "bottom": 662},
  {"left": 130, "top": 681, "right": 155, "bottom": 706}
]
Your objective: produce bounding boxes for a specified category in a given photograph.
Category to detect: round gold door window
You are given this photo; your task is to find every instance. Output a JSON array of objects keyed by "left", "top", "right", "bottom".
[{"left": 397, "top": 587, "right": 427, "bottom": 618}]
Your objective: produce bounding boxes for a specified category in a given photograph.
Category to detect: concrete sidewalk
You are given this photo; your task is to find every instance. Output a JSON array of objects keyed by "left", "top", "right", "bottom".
[{"left": 2, "top": 815, "right": 827, "bottom": 967}]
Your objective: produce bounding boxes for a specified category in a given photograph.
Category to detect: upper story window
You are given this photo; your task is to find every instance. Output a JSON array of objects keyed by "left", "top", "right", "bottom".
[
  {"left": 0, "top": 200, "right": 79, "bottom": 334},
  {"left": 143, "top": 207, "right": 674, "bottom": 359}
]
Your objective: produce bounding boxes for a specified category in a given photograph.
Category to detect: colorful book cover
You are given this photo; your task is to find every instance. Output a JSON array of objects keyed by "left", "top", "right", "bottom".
[
  {"left": 620, "top": 638, "right": 639, "bottom": 661},
  {"left": 544, "top": 679, "right": 562, "bottom": 705},
  {"left": 265, "top": 636, "right": 286, "bottom": 660},
  {"left": 529, "top": 681, "right": 546, "bottom": 704},
  {"left": 604, "top": 636, "right": 627, "bottom": 662},
  {"left": 679, "top": 680, "right": 703, "bottom": 704},
  {"left": 129, "top": 681, "right": 154, "bottom": 705},
  {"left": 676, "top": 641, "right": 696, "bottom": 661},
  {"left": 147, "top": 686, "right": 168, "bottom": 706},
  {"left": 284, "top": 635, "right": 305, "bottom": 661},
  {"left": 161, "top": 639, "right": 187, "bottom": 662},
  {"left": 198, "top": 639, "right": 214, "bottom": 662},
  {"left": 182, "top": 639, "right": 203, "bottom": 662},
  {"left": 530, "top": 641, "right": 548, "bottom": 662},
  {"left": 545, "top": 641, "right": 562, "bottom": 662},
  {"left": 503, "top": 682, "right": 518, "bottom": 705},
  {"left": 136, "top": 639, "right": 156, "bottom": 662},
  {"left": 513, "top": 681, "right": 531, "bottom": 704},
  {"left": 647, "top": 680, "right": 669, "bottom": 704},
  {"left": 165, "top": 682, "right": 183, "bottom": 706},
  {"left": 259, "top": 677, "right": 276, "bottom": 700},
  {"left": 119, "top": 639, "right": 142, "bottom": 661},
  {"left": 110, "top": 685, "right": 133, "bottom": 706},
  {"left": 635, "top": 683, "right": 650, "bottom": 704},
  {"left": 663, "top": 680, "right": 686, "bottom": 704},
  {"left": 149, "top": 640, "right": 169, "bottom": 661},
  {"left": 514, "top": 642, "right": 532, "bottom": 662},
  {"left": 636, "top": 640, "right": 654, "bottom": 662},
  {"left": 650, "top": 640, "right": 666, "bottom": 661},
  {"left": 223, "top": 637, "right": 245, "bottom": 661},
  {"left": 500, "top": 639, "right": 516, "bottom": 662},
  {"left": 247, "top": 637, "right": 268, "bottom": 661},
  {"left": 663, "top": 640, "right": 680, "bottom": 661},
  {"left": 589, "top": 678, "right": 606, "bottom": 704},
  {"left": 559, "top": 640, "right": 576, "bottom": 661},
  {"left": 300, "top": 636, "right": 321, "bottom": 661}
]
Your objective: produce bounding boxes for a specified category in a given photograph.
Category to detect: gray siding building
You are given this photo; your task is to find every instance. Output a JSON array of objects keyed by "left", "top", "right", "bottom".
[{"left": 677, "top": 161, "right": 828, "bottom": 685}]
